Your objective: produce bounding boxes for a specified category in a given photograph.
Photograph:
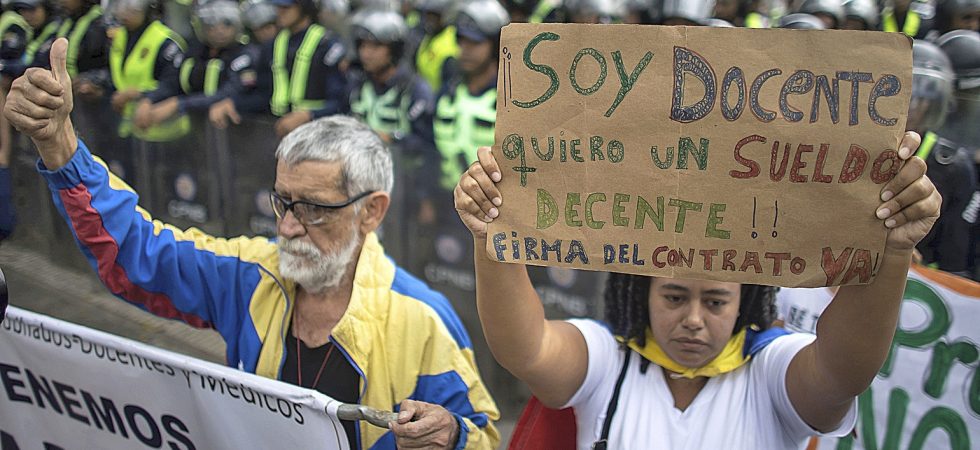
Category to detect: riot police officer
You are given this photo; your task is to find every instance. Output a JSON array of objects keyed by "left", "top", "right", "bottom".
[
  {"left": 108, "top": 0, "right": 189, "bottom": 142},
  {"left": 842, "top": 0, "right": 878, "bottom": 30},
  {"left": 135, "top": 0, "right": 258, "bottom": 128},
  {"left": 908, "top": 39, "right": 978, "bottom": 277},
  {"left": 433, "top": 0, "right": 508, "bottom": 192}
]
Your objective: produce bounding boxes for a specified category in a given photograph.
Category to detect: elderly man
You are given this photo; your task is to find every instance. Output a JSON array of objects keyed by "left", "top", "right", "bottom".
[{"left": 3, "top": 38, "right": 499, "bottom": 450}]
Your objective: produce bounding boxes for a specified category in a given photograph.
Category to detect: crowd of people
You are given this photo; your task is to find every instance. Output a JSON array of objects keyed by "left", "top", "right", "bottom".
[{"left": 0, "top": 0, "right": 976, "bottom": 449}]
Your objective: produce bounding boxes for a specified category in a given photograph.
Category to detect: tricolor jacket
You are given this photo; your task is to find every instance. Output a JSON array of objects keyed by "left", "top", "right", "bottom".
[{"left": 39, "top": 140, "right": 500, "bottom": 449}]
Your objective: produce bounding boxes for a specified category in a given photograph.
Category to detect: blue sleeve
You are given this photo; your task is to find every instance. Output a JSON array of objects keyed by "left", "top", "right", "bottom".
[{"left": 36, "top": 140, "right": 269, "bottom": 349}]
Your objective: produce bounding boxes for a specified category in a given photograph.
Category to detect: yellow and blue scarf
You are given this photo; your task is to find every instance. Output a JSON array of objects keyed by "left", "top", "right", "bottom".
[{"left": 621, "top": 327, "right": 789, "bottom": 379}]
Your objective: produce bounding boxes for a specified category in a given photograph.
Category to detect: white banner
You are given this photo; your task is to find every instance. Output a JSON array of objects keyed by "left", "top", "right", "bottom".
[
  {"left": 778, "top": 266, "right": 980, "bottom": 450},
  {"left": 0, "top": 307, "right": 350, "bottom": 450}
]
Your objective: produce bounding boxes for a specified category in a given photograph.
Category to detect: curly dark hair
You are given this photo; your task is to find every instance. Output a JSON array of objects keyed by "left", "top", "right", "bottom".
[{"left": 603, "top": 273, "right": 778, "bottom": 372}]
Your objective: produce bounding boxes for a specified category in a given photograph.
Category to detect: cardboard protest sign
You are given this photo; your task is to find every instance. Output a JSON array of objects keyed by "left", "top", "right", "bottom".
[{"left": 488, "top": 24, "right": 912, "bottom": 287}]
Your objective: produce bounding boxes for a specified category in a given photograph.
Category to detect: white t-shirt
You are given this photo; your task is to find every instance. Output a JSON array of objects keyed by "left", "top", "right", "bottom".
[{"left": 562, "top": 319, "right": 857, "bottom": 450}]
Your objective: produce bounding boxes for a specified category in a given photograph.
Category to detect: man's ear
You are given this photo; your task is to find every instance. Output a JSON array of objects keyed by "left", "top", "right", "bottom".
[{"left": 359, "top": 192, "right": 390, "bottom": 235}]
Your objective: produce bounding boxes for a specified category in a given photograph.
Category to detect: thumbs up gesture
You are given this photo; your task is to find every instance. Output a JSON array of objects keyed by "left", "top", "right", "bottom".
[{"left": 3, "top": 38, "right": 77, "bottom": 169}]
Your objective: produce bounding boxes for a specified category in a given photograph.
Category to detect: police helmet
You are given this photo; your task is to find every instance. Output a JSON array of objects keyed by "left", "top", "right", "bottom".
[
  {"left": 703, "top": 17, "right": 735, "bottom": 26},
  {"left": 8, "top": 0, "right": 41, "bottom": 9},
  {"left": 936, "top": 30, "right": 980, "bottom": 91},
  {"left": 456, "top": 0, "right": 510, "bottom": 42},
  {"left": 503, "top": 0, "right": 541, "bottom": 19},
  {"left": 935, "top": 0, "right": 980, "bottom": 33},
  {"left": 909, "top": 40, "right": 955, "bottom": 132},
  {"left": 240, "top": 0, "right": 277, "bottom": 30},
  {"left": 320, "top": 0, "right": 350, "bottom": 15},
  {"left": 110, "top": 0, "right": 155, "bottom": 15},
  {"left": 415, "top": 0, "right": 452, "bottom": 14},
  {"left": 778, "top": 12, "right": 825, "bottom": 29},
  {"left": 659, "top": 0, "right": 714, "bottom": 24},
  {"left": 842, "top": 0, "right": 878, "bottom": 29},
  {"left": 351, "top": 10, "right": 407, "bottom": 43},
  {"left": 797, "top": 0, "right": 844, "bottom": 28},
  {"left": 197, "top": 0, "right": 243, "bottom": 29},
  {"left": 564, "top": 0, "right": 623, "bottom": 22}
]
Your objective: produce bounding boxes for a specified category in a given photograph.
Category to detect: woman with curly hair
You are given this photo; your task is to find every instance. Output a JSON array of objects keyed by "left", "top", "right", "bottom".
[{"left": 454, "top": 132, "right": 941, "bottom": 449}]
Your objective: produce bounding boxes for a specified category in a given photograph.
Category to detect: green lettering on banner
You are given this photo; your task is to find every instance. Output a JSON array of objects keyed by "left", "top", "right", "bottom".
[
  {"left": 970, "top": 366, "right": 980, "bottom": 415},
  {"left": 634, "top": 196, "right": 664, "bottom": 231},
  {"left": 923, "top": 341, "right": 979, "bottom": 399},
  {"left": 705, "top": 203, "right": 731, "bottom": 239},
  {"left": 880, "top": 279, "right": 950, "bottom": 377},
  {"left": 843, "top": 387, "right": 909, "bottom": 450},
  {"left": 512, "top": 32, "right": 561, "bottom": 109},
  {"left": 907, "top": 407, "right": 970, "bottom": 450},
  {"left": 677, "top": 137, "right": 710, "bottom": 170}
]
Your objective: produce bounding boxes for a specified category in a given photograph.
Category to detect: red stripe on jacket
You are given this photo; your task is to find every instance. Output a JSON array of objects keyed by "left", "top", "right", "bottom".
[{"left": 60, "top": 185, "right": 211, "bottom": 329}]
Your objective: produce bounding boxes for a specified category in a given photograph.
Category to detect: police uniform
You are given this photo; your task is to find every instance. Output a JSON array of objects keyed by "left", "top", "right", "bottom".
[
  {"left": 263, "top": 23, "right": 348, "bottom": 118},
  {"left": 434, "top": 77, "right": 497, "bottom": 191},
  {"left": 110, "top": 20, "right": 189, "bottom": 141},
  {"left": 0, "top": 10, "right": 30, "bottom": 74},
  {"left": 145, "top": 39, "right": 259, "bottom": 114},
  {"left": 414, "top": 25, "right": 458, "bottom": 93},
  {"left": 915, "top": 132, "right": 979, "bottom": 278},
  {"left": 350, "top": 65, "right": 438, "bottom": 195},
  {"left": 52, "top": 4, "right": 109, "bottom": 82},
  {"left": 880, "top": 6, "right": 933, "bottom": 38},
  {"left": 1, "top": 16, "right": 58, "bottom": 76}
]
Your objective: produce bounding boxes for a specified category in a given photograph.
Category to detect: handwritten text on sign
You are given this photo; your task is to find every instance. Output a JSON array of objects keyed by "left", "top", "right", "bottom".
[{"left": 487, "top": 24, "right": 912, "bottom": 287}]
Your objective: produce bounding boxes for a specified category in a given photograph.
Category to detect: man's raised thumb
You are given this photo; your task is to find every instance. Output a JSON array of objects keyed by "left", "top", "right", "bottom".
[{"left": 49, "top": 38, "right": 70, "bottom": 85}]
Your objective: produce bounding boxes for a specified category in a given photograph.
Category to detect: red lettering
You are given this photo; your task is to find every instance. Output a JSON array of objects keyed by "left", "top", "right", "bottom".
[
  {"left": 699, "top": 249, "right": 718, "bottom": 270},
  {"left": 839, "top": 144, "right": 869, "bottom": 183},
  {"left": 770, "top": 141, "right": 791, "bottom": 181},
  {"left": 821, "top": 247, "right": 853, "bottom": 285},
  {"left": 789, "top": 144, "right": 813, "bottom": 183},
  {"left": 812, "top": 143, "right": 833, "bottom": 183},
  {"left": 764, "top": 252, "right": 791, "bottom": 276},
  {"left": 722, "top": 250, "right": 737, "bottom": 271},
  {"left": 730, "top": 135, "right": 765, "bottom": 179},
  {"left": 841, "top": 249, "right": 873, "bottom": 284},
  {"left": 870, "top": 150, "right": 901, "bottom": 184},
  {"left": 739, "top": 251, "right": 763, "bottom": 273},
  {"left": 652, "top": 246, "right": 668, "bottom": 268}
]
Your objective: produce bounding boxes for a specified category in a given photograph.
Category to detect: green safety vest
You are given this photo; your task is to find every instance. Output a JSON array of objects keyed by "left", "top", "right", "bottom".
[
  {"left": 416, "top": 26, "right": 459, "bottom": 93},
  {"left": 271, "top": 24, "right": 326, "bottom": 116},
  {"left": 916, "top": 131, "right": 938, "bottom": 160},
  {"left": 529, "top": 0, "right": 555, "bottom": 23},
  {"left": 434, "top": 83, "right": 496, "bottom": 190},
  {"left": 179, "top": 57, "right": 223, "bottom": 96},
  {"left": 23, "top": 21, "right": 59, "bottom": 65},
  {"left": 882, "top": 9, "right": 920, "bottom": 36},
  {"left": 350, "top": 80, "right": 411, "bottom": 136},
  {"left": 744, "top": 12, "right": 769, "bottom": 28},
  {"left": 56, "top": 5, "right": 103, "bottom": 77},
  {"left": 0, "top": 11, "right": 31, "bottom": 42},
  {"left": 110, "top": 20, "right": 190, "bottom": 142}
]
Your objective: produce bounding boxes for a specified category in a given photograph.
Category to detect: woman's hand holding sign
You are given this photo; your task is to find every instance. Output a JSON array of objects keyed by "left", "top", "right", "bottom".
[{"left": 877, "top": 131, "right": 941, "bottom": 252}]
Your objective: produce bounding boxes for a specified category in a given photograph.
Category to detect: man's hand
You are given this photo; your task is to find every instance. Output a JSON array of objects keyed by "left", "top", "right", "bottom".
[
  {"left": 388, "top": 400, "right": 460, "bottom": 449},
  {"left": 274, "top": 110, "right": 312, "bottom": 137},
  {"left": 208, "top": 98, "right": 240, "bottom": 129},
  {"left": 3, "top": 38, "right": 77, "bottom": 169}
]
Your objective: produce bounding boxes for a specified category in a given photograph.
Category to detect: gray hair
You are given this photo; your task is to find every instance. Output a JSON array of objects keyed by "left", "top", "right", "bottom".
[{"left": 275, "top": 116, "right": 394, "bottom": 196}]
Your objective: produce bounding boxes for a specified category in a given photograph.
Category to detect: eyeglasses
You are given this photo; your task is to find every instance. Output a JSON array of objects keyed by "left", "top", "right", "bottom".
[{"left": 269, "top": 190, "right": 374, "bottom": 226}]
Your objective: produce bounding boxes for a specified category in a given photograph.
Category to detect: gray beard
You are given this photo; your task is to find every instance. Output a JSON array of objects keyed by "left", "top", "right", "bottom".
[{"left": 278, "top": 227, "right": 361, "bottom": 294}]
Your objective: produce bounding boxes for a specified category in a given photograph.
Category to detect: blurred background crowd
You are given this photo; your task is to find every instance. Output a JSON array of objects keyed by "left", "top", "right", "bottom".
[{"left": 0, "top": 0, "right": 977, "bottom": 421}]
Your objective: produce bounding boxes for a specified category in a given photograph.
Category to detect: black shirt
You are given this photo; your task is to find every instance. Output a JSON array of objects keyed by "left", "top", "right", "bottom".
[{"left": 280, "top": 324, "right": 360, "bottom": 448}]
